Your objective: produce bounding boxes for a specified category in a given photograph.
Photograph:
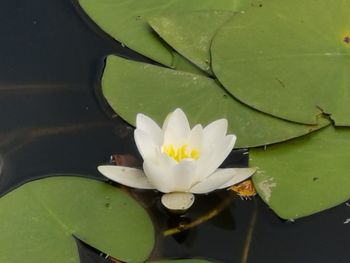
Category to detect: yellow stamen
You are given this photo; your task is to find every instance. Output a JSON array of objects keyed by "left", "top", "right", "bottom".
[
  {"left": 162, "top": 144, "right": 200, "bottom": 162},
  {"left": 230, "top": 179, "right": 256, "bottom": 199}
]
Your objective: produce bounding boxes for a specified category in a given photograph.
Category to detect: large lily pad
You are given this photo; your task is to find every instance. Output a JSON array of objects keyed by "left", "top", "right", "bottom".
[
  {"left": 148, "top": 10, "right": 234, "bottom": 74},
  {"left": 211, "top": 0, "right": 350, "bottom": 125},
  {"left": 251, "top": 126, "right": 350, "bottom": 220},
  {"left": 102, "top": 55, "right": 330, "bottom": 148},
  {"left": 0, "top": 177, "right": 154, "bottom": 263},
  {"left": 77, "top": 0, "right": 251, "bottom": 67}
]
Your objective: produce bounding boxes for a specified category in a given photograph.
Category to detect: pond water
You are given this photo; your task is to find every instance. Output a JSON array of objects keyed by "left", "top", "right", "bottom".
[{"left": 1, "top": 0, "right": 350, "bottom": 262}]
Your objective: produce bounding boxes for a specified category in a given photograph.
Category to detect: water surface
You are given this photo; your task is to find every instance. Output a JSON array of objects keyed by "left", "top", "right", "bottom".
[{"left": 1, "top": 0, "right": 349, "bottom": 262}]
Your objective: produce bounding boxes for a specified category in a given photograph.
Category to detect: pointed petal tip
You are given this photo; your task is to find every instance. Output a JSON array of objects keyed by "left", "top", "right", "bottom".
[
  {"left": 228, "top": 134, "right": 237, "bottom": 143},
  {"left": 97, "top": 165, "right": 111, "bottom": 175},
  {"left": 171, "top": 108, "right": 189, "bottom": 124},
  {"left": 173, "top": 108, "right": 185, "bottom": 114},
  {"left": 219, "top": 118, "right": 228, "bottom": 132},
  {"left": 226, "top": 134, "right": 237, "bottom": 151},
  {"left": 135, "top": 113, "right": 144, "bottom": 125},
  {"left": 217, "top": 118, "right": 228, "bottom": 126},
  {"left": 135, "top": 113, "right": 163, "bottom": 146},
  {"left": 163, "top": 108, "right": 191, "bottom": 143},
  {"left": 204, "top": 118, "right": 228, "bottom": 132},
  {"left": 136, "top": 112, "right": 155, "bottom": 125},
  {"left": 97, "top": 165, "right": 155, "bottom": 190},
  {"left": 191, "top": 123, "right": 203, "bottom": 130}
]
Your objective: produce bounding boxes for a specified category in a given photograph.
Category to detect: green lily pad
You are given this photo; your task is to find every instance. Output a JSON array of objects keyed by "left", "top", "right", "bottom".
[
  {"left": 211, "top": 0, "right": 350, "bottom": 125},
  {"left": 251, "top": 126, "right": 350, "bottom": 220},
  {"left": 172, "top": 52, "right": 206, "bottom": 76},
  {"left": 77, "top": 0, "right": 251, "bottom": 67},
  {"left": 148, "top": 10, "right": 234, "bottom": 74},
  {"left": 102, "top": 55, "right": 330, "bottom": 148},
  {"left": 0, "top": 177, "right": 154, "bottom": 263}
]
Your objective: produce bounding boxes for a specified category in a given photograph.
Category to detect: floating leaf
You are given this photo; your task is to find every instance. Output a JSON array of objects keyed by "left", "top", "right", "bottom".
[
  {"left": 102, "top": 55, "right": 330, "bottom": 148},
  {"left": 149, "top": 10, "right": 234, "bottom": 74},
  {"left": 211, "top": 0, "right": 350, "bottom": 125},
  {"left": 171, "top": 52, "right": 206, "bottom": 75},
  {"left": 77, "top": 0, "right": 251, "bottom": 67},
  {"left": 0, "top": 177, "right": 154, "bottom": 263},
  {"left": 251, "top": 126, "right": 350, "bottom": 219}
]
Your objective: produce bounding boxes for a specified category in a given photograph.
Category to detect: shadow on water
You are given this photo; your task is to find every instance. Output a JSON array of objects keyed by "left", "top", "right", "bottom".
[{"left": 1, "top": 0, "right": 350, "bottom": 262}]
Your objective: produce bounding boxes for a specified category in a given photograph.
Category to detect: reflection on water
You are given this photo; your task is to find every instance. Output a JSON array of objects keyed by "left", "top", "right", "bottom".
[
  {"left": 140, "top": 190, "right": 254, "bottom": 262},
  {"left": 1, "top": 0, "right": 350, "bottom": 262}
]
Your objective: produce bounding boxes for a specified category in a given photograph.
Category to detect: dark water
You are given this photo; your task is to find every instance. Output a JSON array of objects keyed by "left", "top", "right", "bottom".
[{"left": 1, "top": 0, "right": 350, "bottom": 262}]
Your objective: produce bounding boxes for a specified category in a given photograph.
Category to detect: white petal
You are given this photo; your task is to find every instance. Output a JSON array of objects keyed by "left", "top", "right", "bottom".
[
  {"left": 97, "top": 165, "right": 154, "bottom": 189},
  {"left": 217, "top": 168, "right": 257, "bottom": 189},
  {"left": 163, "top": 108, "right": 191, "bottom": 147},
  {"left": 134, "top": 129, "right": 158, "bottom": 160},
  {"left": 190, "top": 169, "right": 234, "bottom": 194},
  {"left": 203, "top": 119, "right": 228, "bottom": 147},
  {"left": 136, "top": 113, "right": 163, "bottom": 146},
  {"left": 170, "top": 159, "right": 197, "bottom": 192},
  {"left": 162, "top": 111, "right": 172, "bottom": 131},
  {"left": 161, "top": 192, "right": 195, "bottom": 212},
  {"left": 197, "top": 134, "right": 237, "bottom": 180},
  {"left": 186, "top": 124, "right": 203, "bottom": 151},
  {"left": 143, "top": 155, "right": 175, "bottom": 193}
]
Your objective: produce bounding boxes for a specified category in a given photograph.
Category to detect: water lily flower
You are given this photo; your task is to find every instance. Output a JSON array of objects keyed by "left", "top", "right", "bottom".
[{"left": 98, "top": 108, "right": 256, "bottom": 211}]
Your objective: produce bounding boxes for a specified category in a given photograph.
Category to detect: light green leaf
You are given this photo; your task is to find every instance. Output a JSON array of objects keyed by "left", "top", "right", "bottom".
[
  {"left": 211, "top": 0, "right": 350, "bottom": 125},
  {"left": 0, "top": 177, "right": 154, "bottom": 263},
  {"left": 251, "top": 126, "right": 350, "bottom": 220},
  {"left": 77, "top": 0, "right": 252, "bottom": 67},
  {"left": 102, "top": 55, "right": 330, "bottom": 148},
  {"left": 148, "top": 10, "right": 234, "bottom": 74}
]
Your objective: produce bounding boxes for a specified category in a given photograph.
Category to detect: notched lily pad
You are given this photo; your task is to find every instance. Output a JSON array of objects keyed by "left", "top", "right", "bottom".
[
  {"left": 211, "top": 0, "right": 350, "bottom": 125},
  {"left": 101, "top": 55, "right": 330, "bottom": 148},
  {"left": 77, "top": 0, "right": 249, "bottom": 67},
  {"left": 0, "top": 177, "right": 154, "bottom": 263},
  {"left": 148, "top": 10, "right": 234, "bottom": 74},
  {"left": 251, "top": 126, "right": 350, "bottom": 219}
]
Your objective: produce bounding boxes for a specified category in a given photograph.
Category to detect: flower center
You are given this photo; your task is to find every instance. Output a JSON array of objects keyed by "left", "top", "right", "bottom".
[{"left": 162, "top": 144, "right": 200, "bottom": 162}]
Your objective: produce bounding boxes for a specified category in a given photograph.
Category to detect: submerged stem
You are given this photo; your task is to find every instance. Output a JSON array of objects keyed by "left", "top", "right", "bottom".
[
  {"left": 163, "top": 193, "right": 233, "bottom": 236},
  {"left": 240, "top": 198, "right": 258, "bottom": 263}
]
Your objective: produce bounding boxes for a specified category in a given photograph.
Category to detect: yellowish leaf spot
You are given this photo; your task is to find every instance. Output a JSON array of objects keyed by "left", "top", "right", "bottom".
[
  {"left": 342, "top": 31, "right": 350, "bottom": 45},
  {"left": 230, "top": 179, "right": 256, "bottom": 199}
]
